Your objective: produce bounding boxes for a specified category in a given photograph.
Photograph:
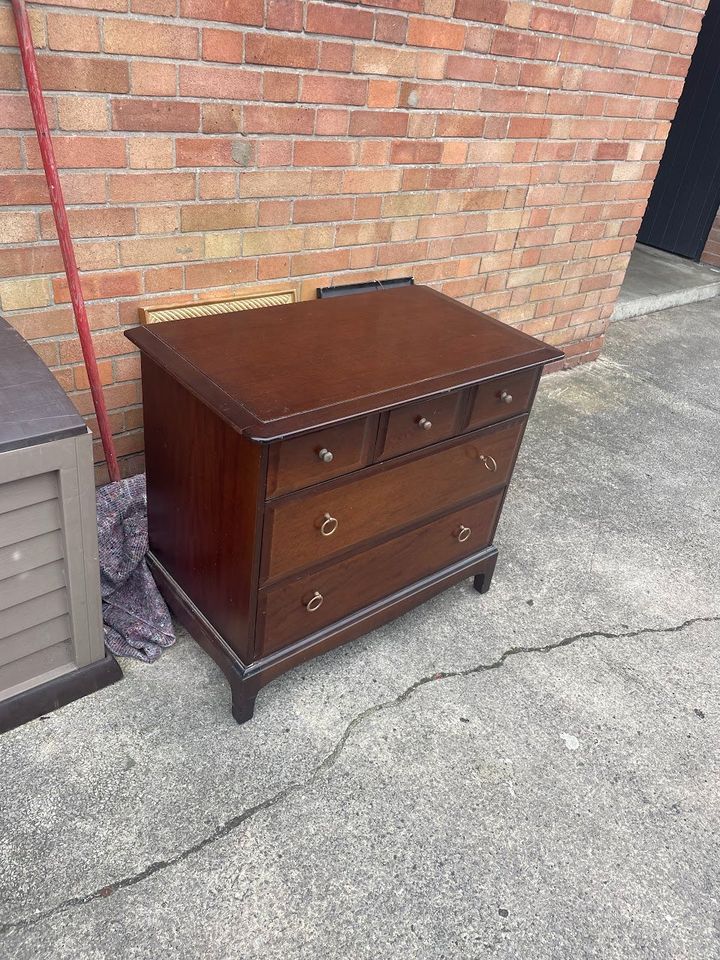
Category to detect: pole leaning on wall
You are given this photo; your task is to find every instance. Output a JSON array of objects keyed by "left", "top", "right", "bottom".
[{"left": 11, "top": 0, "right": 121, "bottom": 483}]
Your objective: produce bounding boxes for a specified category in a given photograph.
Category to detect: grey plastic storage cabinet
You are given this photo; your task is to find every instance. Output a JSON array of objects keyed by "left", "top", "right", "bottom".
[{"left": 0, "top": 317, "right": 121, "bottom": 733}]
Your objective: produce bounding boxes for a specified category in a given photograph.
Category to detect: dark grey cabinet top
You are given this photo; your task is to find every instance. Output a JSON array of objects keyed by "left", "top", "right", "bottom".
[{"left": 0, "top": 317, "right": 86, "bottom": 453}]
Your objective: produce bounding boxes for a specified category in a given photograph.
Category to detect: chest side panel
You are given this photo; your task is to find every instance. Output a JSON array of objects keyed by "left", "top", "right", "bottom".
[{"left": 141, "top": 357, "right": 264, "bottom": 663}]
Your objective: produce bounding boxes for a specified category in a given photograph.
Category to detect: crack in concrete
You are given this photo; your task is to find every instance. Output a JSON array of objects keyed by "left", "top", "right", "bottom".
[{"left": 2, "top": 613, "right": 718, "bottom": 938}]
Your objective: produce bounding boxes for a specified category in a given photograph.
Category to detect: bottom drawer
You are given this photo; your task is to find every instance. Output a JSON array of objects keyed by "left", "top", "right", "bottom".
[{"left": 257, "top": 491, "right": 503, "bottom": 657}]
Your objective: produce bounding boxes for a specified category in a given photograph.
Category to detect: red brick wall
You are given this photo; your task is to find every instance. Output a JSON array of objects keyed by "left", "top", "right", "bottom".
[
  {"left": 0, "top": 0, "right": 708, "bottom": 479},
  {"left": 700, "top": 207, "right": 720, "bottom": 267}
]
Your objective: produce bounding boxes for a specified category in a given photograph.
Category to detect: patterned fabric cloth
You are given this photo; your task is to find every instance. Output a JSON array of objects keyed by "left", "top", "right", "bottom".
[{"left": 96, "top": 473, "right": 175, "bottom": 662}]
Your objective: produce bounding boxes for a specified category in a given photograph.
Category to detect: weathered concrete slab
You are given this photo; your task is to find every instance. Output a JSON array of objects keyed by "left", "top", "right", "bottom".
[
  {"left": 1, "top": 301, "right": 719, "bottom": 959},
  {"left": 613, "top": 244, "right": 720, "bottom": 321}
]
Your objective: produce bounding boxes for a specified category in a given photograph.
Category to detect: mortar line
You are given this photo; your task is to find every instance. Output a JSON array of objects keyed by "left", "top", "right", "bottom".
[{"left": 2, "top": 613, "right": 718, "bottom": 938}]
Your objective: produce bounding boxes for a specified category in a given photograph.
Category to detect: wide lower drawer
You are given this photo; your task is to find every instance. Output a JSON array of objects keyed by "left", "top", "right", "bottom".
[
  {"left": 257, "top": 492, "right": 503, "bottom": 656},
  {"left": 261, "top": 416, "right": 525, "bottom": 583}
]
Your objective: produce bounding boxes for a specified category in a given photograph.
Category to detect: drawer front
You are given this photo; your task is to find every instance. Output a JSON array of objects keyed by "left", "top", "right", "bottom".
[
  {"left": 262, "top": 417, "right": 525, "bottom": 583},
  {"left": 266, "top": 415, "right": 377, "bottom": 499},
  {"left": 377, "top": 390, "right": 465, "bottom": 461},
  {"left": 258, "top": 492, "right": 503, "bottom": 655},
  {"left": 468, "top": 369, "right": 539, "bottom": 431}
]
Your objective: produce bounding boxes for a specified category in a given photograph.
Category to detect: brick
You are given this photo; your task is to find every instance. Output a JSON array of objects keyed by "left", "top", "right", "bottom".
[
  {"left": 25, "top": 135, "right": 126, "bottom": 170},
  {"left": 112, "top": 99, "right": 200, "bottom": 132},
  {"left": 0, "top": 137, "right": 21, "bottom": 169},
  {"left": 239, "top": 170, "right": 312, "bottom": 198},
  {"left": 38, "top": 55, "right": 129, "bottom": 93},
  {"left": 109, "top": 172, "right": 196, "bottom": 202},
  {"left": 136, "top": 206, "right": 180, "bottom": 234},
  {"left": 245, "top": 34, "right": 319, "bottom": 69},
  {"left": 202, "top": 28, "right": 243, "bottom": 63},
  {"left": 203, "top": 104, "right": 242, "bottom": 133},
  {"left": 243, "top": 105, "right": 315, "bottom": 135},
  {"left": 306, "top": 3, "right": 375, "bottom": 38},
  {"left": 0, "top": 245, "right": 63, "bottom": 279},
  {"left": 120, "top": 236, "right": 204, "bottom": 266},
  {"left": 47, "top": 14, "right": 100, "bottom": 52},
  {"left": 180, "top": 203, "right": 256, "bottom": 232},
  {"left": 291, "top": 248, "right": 350, "bottom": 276},
  {"left": 40, "top": 207, "right": 136, "bottom": 240},
  {"left": 435, "top": 114, "right": 485, "bottom": 137},
  {"left": 445, "top": 55, "right": 495, "bottom": 83},
  {"left": 179, "top": 0, "right": 263, "bottom": 25},
  {"left": 176, "top": 138, "right": 237, "bottom": 166},
  {"left": 530, "top": 7, "right": 576, "bottom": 34},
  {"left": 130, "top": 61, "right": 177, "bottom": 96},
  {"left": 354, "top": 46, "right": 416, "bottom": 77},
  {"left": 199, "top": 172, "right": 237, "bottom": 198},
  {"left": 294, "top": 198, "right": 354, "bottom": 224},
  {"left": 240, "top": 228, "right": 304, "bottom": 256},
  {"left": 302, "top": 75, "right": 367, "bottom": 106},
  {"left": 104, "top": 19, "right": 199, "bottom": 59},
  {"left": 184, "top": 258, "right": 256, "bottom": 287},
  {"left": 0, "top": 52, "right": 21, "bottom": 90},
  {"left": 375, "top": 13, "right": 407, "bottom": 43},
  {"left": 319, "top": 40, "right": 354, "bottom": 71},
  {"left": 407, "top": 16, "right": 465, "bottom": 48},
  {"left": 57, "top": 96, "right": 108, "bottom": 131},
  {"left": 349, "top": 110, "right": 409, "bottom": 136},
  {"left": 264, "top": 71, "right": 299, "bottom": 102},
  {"left": 0, "top": 278, "right": 52, "bottom": 311},
  {"left": 132, "top": 0, "right": 177, "bottom": 13},
  {"left": 361, "top": 80, "right": 393, "bottom": 109},
  {"left": 315, "top": 109, "right": 350, "bottom": 136},
  {"left": 128, "top": 138, "right": 174, "bottom": 169},
  {"left": 179, "top": 65, "right": 262, "bottom": 99},
  {"left": 8, "top": 308, "right": 77, "bottom": 342},
  {"left": 0, "top": 5, "right": 45, "bottom": 47},
  {"left": 0, "top": 211, "right": 37, "bottom": 244},
  {"left": 294, "top": 140, "right": 356, "bottom": 166},
  {"left": 454, "top": 0, "right": 508, "bottom": 23},
  {"left": 266, "top": 0, "right": 304, "bottom": 31},
  {"left": 0, "top": 174, "right": 49, "bottom": 205}
]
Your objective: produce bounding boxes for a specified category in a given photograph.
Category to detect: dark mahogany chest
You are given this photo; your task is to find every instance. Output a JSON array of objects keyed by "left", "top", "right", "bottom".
[{"left": 126, "top": 285, "right": 562, "bottom": 723}]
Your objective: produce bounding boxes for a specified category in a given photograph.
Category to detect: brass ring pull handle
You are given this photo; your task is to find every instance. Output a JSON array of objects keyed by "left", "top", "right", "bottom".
[
  {"left": 500, "top": 390, "right": 513, "bottom": 404},
  {"left": 320, "top": 513, "right": 339, "bottom": 536},
  {"left": 417, "top": 417, "right": 433, "bottom": 431},
  {"left": 306, "top": 591, "right": 324, "bottom": 612},
  {"left": 479, "top": 454, "right": 498, "bottom": 472},
  {"left": 456, "top": 525, "right": 471, "bottom": 543},
  {"left": 318, "top": 448, "right": 334, "bottom": 463}
]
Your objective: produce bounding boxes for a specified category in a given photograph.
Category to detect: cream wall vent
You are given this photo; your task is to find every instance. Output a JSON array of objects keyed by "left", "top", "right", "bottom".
[{"left": 139, "top": 289, "right": 297, "bottom": 325}]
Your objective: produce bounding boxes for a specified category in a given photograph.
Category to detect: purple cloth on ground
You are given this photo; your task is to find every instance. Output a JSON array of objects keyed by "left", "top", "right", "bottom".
[{"left": 96, "top": 473, "right": 175, "bottom": 662}]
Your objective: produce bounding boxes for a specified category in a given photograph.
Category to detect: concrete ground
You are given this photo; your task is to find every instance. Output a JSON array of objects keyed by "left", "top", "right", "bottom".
[
  {"left": 2, "top": 299, "right": 720, "bottom": 959},
  {"left": 613, "top": 243, "right": 720, "bottom": 321}
]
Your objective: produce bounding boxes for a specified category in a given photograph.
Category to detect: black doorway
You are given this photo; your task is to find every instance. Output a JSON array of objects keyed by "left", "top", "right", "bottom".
[{"left": 637, "top": 0, "right": 720, "bottom": 261}]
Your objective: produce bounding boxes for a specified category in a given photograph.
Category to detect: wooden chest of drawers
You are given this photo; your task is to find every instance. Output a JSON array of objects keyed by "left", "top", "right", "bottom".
[{"left": 126, "top": 285, "right": 562, "bottom": 722}]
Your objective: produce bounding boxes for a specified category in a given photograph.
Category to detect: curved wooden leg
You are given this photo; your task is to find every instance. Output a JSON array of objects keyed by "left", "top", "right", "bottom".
[{"left": 473, "top": 549, "right": 498, "bottom": 595}]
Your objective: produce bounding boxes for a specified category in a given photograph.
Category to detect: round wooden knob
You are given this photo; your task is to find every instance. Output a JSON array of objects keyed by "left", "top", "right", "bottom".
[
  {"left": 318, "top": 448, "right": 334, "bottom": 463},
  {"left": 417, "top": 417, "right": 433, "bottom": 430},
  {"left": 500, "top": 391, "right": 513, "bottom": 404},
  {"left": 306, "top": 591, "right": 323, "bottom": 612}
]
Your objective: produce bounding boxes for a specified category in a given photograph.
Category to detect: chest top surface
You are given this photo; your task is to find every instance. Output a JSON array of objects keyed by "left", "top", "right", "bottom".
[{"left": 126, "top": 285, "right": 563, "bottom": 440}]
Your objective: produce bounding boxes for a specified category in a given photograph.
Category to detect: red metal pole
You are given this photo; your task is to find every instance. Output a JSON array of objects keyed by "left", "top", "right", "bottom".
[{"left": 11, "top": 0, "right": 121, "bottom": 482}]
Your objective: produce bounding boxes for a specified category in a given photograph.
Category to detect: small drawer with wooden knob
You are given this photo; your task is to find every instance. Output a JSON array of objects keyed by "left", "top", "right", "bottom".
[
  {"left": 257, "top": 491, "right": 503, "bottom": 655},
  {"left": 266, "top": 414, "right": 378, "bottom": 499},
  {"left": 377, "top": 389, "right": 465, "bottom": 461},
  {"left": 467, "top": 369, "right": 539, "bottom": 432}
]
